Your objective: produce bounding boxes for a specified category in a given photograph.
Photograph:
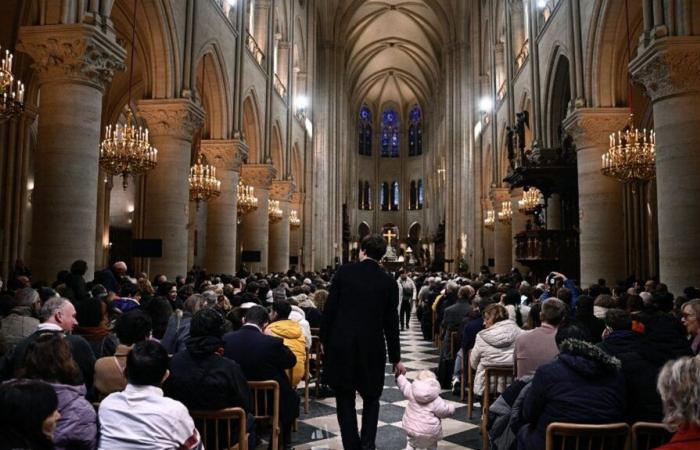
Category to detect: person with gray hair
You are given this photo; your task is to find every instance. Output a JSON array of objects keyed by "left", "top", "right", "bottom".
[
  {"left": 161, "top": 294, "right": 208, "bottom": 354},
  {"left": 655, "top": 356, "right": 700, "bottom": 449},
  {"left": 0, "top": 297, "right": 96, "bottom": 389},
  {"left": 681, "top": 299, "right": 700, "bottom": 355},
  {"left": 0, "top": 287, "right": 41, "bottom": 349}
]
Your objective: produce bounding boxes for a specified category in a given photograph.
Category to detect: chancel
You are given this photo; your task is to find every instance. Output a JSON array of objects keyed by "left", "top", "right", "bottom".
[{"left": 1, "top": 0, "right": 700, "bottom": 449}]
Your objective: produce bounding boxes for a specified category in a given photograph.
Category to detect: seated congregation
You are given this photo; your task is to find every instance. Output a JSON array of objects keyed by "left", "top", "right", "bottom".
[{"left": 0, "top": 259, "right": 698, "bottom": 450}]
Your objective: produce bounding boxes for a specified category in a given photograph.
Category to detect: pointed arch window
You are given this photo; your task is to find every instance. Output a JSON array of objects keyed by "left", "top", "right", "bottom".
[
  {"left": 409, "top": 181, "right": 417, "bottom": 210},
  {"left": 358, "top": 181, "right": 364, "bottom": 209},
  {"left": 391, "top": 181, "right": 400, "bottom": 210},
  {"left": 364, "top": 182, "right": 371, "bottom": 209},
  {"left": 359, "top": 105, "right": 372, "bottom": 156},
  {"left": 358, "top": 181, "right": 372, "bottom": 210},
  {"left": 408, "top": 105, "right": 423, "bottom": 156},
  {"left": 381, "top": 108, "right": 400, "bottom": 157},
  {"left": 380, "top": 182, "right": 390, "bottom": 210},
  {"left": 418, "top": 180, "right": 424, "bottom": 209}
]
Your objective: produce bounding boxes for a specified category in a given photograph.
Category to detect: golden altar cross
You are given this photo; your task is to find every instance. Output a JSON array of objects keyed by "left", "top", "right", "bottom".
[{"left": 383, "top": 229, "right": 397, "bottom": 245}]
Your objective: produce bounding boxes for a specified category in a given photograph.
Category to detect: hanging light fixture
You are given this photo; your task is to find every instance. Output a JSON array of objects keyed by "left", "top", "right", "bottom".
[
  {"left": 518, "top": 188, "right": 543, "bottom": 214},
  {"left": 600, "top": 0, "right": 655, "bottom": 183},
  {"left": 236, "top": 180, "right": 258, "bottom": 216},
  {"left": 0, "top": 47, "right": 25, "bottom": 122},
  {"left": 289, "top": 209, "right": 301, "bottom": 229},
  {"left": 497, "top": 200, "right": 512, "bottom": 224},
  {"left": 484, "top": 209, "right": 495, "bottom": 230},
  {"left": 189, "top": 153, "right": 221, "bottom": 205},
  {"left": 99, "top": 0, "right": 157, "bottom": 189},
  {"left": 268, "top": 199, "right": 283, "bottom": 223}
]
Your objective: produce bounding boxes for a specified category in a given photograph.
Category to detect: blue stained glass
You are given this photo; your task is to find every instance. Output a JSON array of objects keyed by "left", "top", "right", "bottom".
[
  {"left": 410, "top": 105, "right": 421, "bottom": 123},
  {"left": 381, "top": 107, "right": 400, "bottom": 157},
  {"left": 393, "top": 182, "right": 400, "bottom": 208},
  {"left": 359, "top": 105, "right": 372, "bottom": 155},
  {"left": 418, "top": 181, "right": 424, "bottom": 207}
]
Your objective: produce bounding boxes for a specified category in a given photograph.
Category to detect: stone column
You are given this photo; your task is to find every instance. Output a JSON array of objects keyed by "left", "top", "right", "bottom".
[
  {"left": 201, "top": 138, "right": 247, "bottom": 275},
  {"left": 277, "top": 40, "right": 290, "bottom": 89},
  {"left": 268, "top": 180, "right": 295, "bottom": 273},
  {"left": 253, "top": 0, "right": 270, "bottom": 59},
  {"left": 631, "top": 38, "right": 700, "bottom": 292},
  {"left": 17, "top": 23, "right": 125, "bottom": 281},
  {"left": 546, "top": 193, "right": 562, "bottom": 230},
  {"left": 239, "top": 164, "right": 276, "bottom": 273},
  {"left": 493, "top": 188, "right": 512, "bottom": 274},
  {"left": 511, "top": 188, "right": 527, "bottom": 272},
  {"left": 137, "top": 99, "right": 205, "bottom": 279},
  {"left": 289, "top": 192, "right": 304, "bottom": 268},
  {"left": 563, "top": 108, "right": 629, "bottom": 287}
]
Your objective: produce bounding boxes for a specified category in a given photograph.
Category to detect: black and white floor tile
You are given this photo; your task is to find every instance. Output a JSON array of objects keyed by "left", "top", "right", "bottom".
[{"left": 277, "top": 317, "right": 483, "bottom": 449}]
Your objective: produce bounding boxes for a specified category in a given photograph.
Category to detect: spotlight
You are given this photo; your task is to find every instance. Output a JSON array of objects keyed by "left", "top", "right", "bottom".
[{"left": 479, "top": 96, "right": 493, "bottom": 112}]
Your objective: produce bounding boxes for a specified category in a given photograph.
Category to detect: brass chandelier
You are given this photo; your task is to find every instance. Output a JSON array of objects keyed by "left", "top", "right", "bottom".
[
  {"left": 497, "top": 200, "right": 512, "bottom": 224},
  {"left": 189, "top": 153, "right": 221, "bottom": 205},
  {"left": 236, "top": 180, "right": 258, "bottom": 216},
  {"left": 289, "top": 210, "right": 301, "bottom": 229},
  {"left": 99, "top": 0, "right": 157, "bottom": 189},
  {"left": 601, "top": 114, "right": 655, "bottom": 183},
  {"left": 518, "top": 188, "right": 543, "bottom": 214},
  {"left": 268, "top": 199, "right": 283, "bottom": 223},
  {"left": 484, "top": 209, "right": 495, "bottom": 230},
  {"left": 0, "top": 47, "right": 25, "bottom": 122}
]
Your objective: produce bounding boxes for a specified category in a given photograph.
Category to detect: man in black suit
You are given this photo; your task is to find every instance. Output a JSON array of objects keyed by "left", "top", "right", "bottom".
[
  {"left": 321, "top": 234, "right": 404, "bottom": 450},
  {"left": 223, "top": 306, "right": 298, "bottom": 449}
]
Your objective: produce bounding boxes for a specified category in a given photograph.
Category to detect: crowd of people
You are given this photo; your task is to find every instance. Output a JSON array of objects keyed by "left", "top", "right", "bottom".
[{"left": 0, "top": 255, "right": 698, "bottom": 449}]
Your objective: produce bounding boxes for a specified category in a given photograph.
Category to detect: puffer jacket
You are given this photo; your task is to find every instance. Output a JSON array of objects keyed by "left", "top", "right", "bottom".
[
  {"left": 470, "top": 319, "right": 523, "bottom": 395},
  {"left": 290, "top": 306, "right": 312, "bottom": 349},
  {"left": 51, "top": 382, "right": 98, "bottom": 450},
  {"left": 266, "top": 319, "right": 306, "bottom": 385},
  {"left": 396, "top": 374, "right": 454, "bottom": 441}
]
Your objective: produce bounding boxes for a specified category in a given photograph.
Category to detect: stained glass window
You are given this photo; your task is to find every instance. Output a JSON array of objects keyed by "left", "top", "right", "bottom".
[
  {"left": 408, "top": 105, "right": 422, "bottom": 156},
  {"left": 359, "top": 105, "right": 372, "bottom": 155},
  {"left": 380, "top": 182, "right": 389, "bottom": 210},
  {"left": 418, "top": 180, "right": 424, "bottom": 208},
  {"left": 391, "top": 181, "right": 400, "bottom": 210},
  {"left": 381, "top": 108, "right": 400, "bottom": 157}
]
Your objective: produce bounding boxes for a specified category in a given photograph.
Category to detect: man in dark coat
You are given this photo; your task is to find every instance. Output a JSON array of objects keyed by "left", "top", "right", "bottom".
[
  {"left": 165, "top": 309, "right": 254, "bottom": 449},
  {"left": 598, "top": 309, "right": 663, "bottom": 423},
  {"left": 321, "top": 234, "right": 404, "bottom": 450},
  {"left": 517, "top": 325, "right": 626, "bottom": 450},
  {"left": 223, "top": 305, "right": 298, "bottom": 449}
]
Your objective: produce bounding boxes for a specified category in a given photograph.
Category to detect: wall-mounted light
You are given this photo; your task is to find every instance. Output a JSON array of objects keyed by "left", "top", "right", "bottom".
[
  {"left": 226, "top": 0, "right": 237, "bottom": 6},
  {"left": 537, "top": 0, "right": 547, "bottom": 8},
  {"left": 295, "top": 95, "right": 309, "bottom": 111},
  {"left": 479, "top": 96, "right": 493, "bottom": 113},
  {"left": 127, "top": 204, "right": 135, "bottom": 213}
]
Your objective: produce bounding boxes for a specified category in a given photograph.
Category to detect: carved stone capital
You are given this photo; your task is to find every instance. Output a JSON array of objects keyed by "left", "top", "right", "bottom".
[
  {"left": 137, "top": 99, "right": 205, "bottom": 140},
  {"left": 631, "top": 37, "right": 700, "bottom": 102},
  {"left": 562, "top": 108, "right": 630, "bottom": 150},
  {"left": 17, "top": 23, "right": 126, "bottom": 91},
  {"left": 291, "top": 192, "right": 305, "bottom": 206},
  {"left": 270, "top": 180, "right": 296, "bottom": 202},
  {"left": 200, "top": 139, "right": 247, "bottom": 172},
  {"left": 241, "top": 164, "right": 276, "bottom": 189},
  {"left": 490, "top": 187, "right": 510, "bottom": 203}
]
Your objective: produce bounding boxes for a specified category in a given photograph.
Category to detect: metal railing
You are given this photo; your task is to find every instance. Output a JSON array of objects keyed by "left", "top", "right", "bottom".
[{"left": 245, "top": 32, "right": 265, "bottom": 66}]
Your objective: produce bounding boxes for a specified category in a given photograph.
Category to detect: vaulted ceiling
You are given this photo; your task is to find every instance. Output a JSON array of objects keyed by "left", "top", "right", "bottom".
[{"left": 321, "top": 0, "right": 454, "bottom": 112}]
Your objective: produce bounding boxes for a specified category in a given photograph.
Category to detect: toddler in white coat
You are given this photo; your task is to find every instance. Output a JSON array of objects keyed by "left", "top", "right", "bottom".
[{"left": 396, "top": 370, "right": 455, "bottom": 450}]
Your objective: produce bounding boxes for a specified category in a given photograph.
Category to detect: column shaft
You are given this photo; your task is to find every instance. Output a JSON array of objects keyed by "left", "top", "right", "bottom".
[
  {"left": 239, "top": 164, "right": 276, "bottom": 273},
  {"left": 564, "top": 108, "right": 629, "bottom": 287}
]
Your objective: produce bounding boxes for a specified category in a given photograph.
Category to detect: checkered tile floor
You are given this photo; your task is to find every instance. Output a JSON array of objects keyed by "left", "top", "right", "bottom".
[{"left": 275, "top": 316, "right": 483, "bottom": 449}]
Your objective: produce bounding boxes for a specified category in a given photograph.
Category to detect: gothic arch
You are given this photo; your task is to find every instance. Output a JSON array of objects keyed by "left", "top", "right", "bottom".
[
  {"left": 194, "top": 43, "right": 231, "bottom": 140},
  {"left": 358, "top": 222, "right": 371, "bottom": 240},
  {"left": 242, "top": 92, "right": 263, "bottom": 164},
  {"left": 408, "top": 222, "right": 421, "bottom": 241},
  {"left": 291, "top": 142, "right": 303, "bottom": 189},
  {"left": 543, "top": 49, "right": 572, "bottom": 147},
  {"left": 270, "top": 121, "right": 284, "bottom": 179}
]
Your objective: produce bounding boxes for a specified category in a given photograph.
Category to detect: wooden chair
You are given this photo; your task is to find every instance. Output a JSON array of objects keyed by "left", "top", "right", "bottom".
[
  {"left": 545, "top": 422, "right": 630, "bottom": 450},
  {"left": 310, "top": 335, "right": 323, "bottom": 397},
  {"left": 480, "top": 365, "right": 515, "bottom": 449},
  {"left": 310, "top": 327, "right": 320, "bottom": 337},
  {"left": 248, "top": 380, "right": 280, "bottom": 450},
  {"left": 431, "top": 309, "right": 439, "bottom": 346},
  {"left": 631, "top": 422, "right": 672, "bottom": 450},
  {"left": 190, "top": 407, "right": 248, "bottom": 450},
  {"left": 449, "top": 331, "right": 459, "bottom": 359},
  {"left": 460, "top": 350, "right": 475, "bottom": 417}
]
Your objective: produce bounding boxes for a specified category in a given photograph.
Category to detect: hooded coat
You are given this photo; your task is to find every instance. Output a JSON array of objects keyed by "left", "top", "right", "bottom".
[
  {"left": 517, "top": 339, "right": 626, "bottom": 450},
  {"left": 469, "top": 319, "right": 524, "bottom": 395},
  {"left": 51, "top": 382, "right": 98, "bottom": 450},
  {"left": 396, "top": 374, "right": 454, "bottom": 442},
  {"left": 266, "top": 319, "right": 307, "bottom": 385}
]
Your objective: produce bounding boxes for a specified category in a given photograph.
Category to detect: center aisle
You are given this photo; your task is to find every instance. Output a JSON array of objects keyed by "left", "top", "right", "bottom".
[{"left": 286, "top": 316, "right": 483, "bottom": 449}]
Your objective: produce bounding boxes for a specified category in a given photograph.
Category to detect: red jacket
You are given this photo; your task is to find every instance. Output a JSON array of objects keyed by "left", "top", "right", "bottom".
[{"left": 655, "top": 424, "right": 700, "bottom": 450}]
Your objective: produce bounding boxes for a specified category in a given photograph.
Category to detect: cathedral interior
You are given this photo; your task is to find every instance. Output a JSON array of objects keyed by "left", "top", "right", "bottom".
[{"left": 2, "top": 1, "right": 700, "bottom": 449}]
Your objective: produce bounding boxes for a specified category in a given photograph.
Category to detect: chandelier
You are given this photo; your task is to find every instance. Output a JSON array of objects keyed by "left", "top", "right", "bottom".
[
  {"left": 497, "top": 200, "right": 512, "bottom": 224},
  {"left": 189, "top": 153, "right": 221, "bottom": 205},
  {"left": 1, "top": 48, "right": 25, "bottom": 122},
  {"left": 100, "top": 111, "right": 158, "bottom": 189},
  {"left": 601, "top": 115, "right": 655, "bottom": 183},
  {"left": 289, "top": 210, "right": 301, "bottom": 229},
  {"left": 518, "top": 188, "right": 543, "bottom": 214},
  {"left": 268, "top": 199, "right": 283, "bottom": 223},
  {"left": 484, "top": 209, "right": 495, "bottom": 230},
  {"left": 236, "top": 180, "right": 258, "bottom": 216},
  {"left": 99, "top": 0, "right": 157, "bottom": 189}
]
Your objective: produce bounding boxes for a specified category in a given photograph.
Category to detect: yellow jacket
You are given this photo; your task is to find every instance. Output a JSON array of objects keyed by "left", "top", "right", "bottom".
[{"left": 266, "top": 319, "right": 307, "bottom": 385}]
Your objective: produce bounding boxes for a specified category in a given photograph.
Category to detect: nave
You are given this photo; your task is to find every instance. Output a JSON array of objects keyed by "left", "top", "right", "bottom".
[{"left": 289, "top": 317, "right": 481, "bottom": 450}]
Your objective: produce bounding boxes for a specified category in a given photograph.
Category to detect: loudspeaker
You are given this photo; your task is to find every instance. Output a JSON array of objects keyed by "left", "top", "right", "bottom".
[
  {"left": 289, "top": 256, "right": 299, "bottom": 265},
  {"left": 488, "top": 258, "right": 495, "bottom": 267},
  {"left": 132, "top": 239, "right": 162, "bottom": 258},
  {"left": 241, "top": 250, "right": 261, "bottom": 263}
]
